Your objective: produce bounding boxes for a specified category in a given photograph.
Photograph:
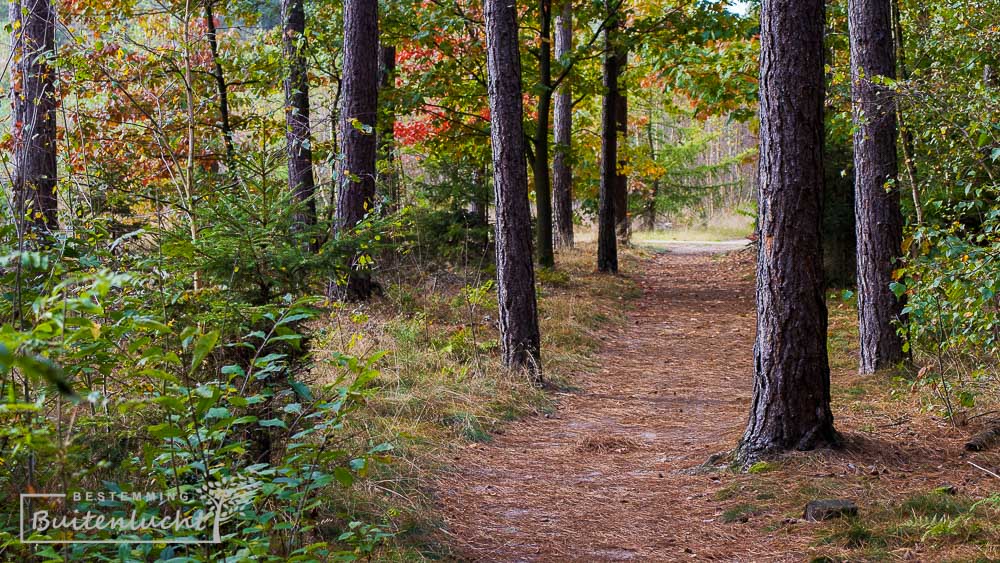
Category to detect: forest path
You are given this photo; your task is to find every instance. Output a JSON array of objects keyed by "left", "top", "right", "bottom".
[{"left": 436, "top": 248, "right": 770, "bottom": 561}]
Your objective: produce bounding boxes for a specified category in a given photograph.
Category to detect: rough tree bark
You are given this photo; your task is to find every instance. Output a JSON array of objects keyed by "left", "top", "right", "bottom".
[
  {"left": 336, "top": 0, "right": 379, "bottom": 299},
  {"left": 597, "top": 1, "right": 619, "bottom": 273},
  {"left": 10, "top": 0, "right": 58, "bottom": 234},
  {"left": 738, "top": 0, "right": 837, "bottom": 465},
  {"left": 850, "top": 0, "right": 905, "bottom": 373},
  {"left": 552, "top": 1, "right": 574, "bottom": 249},
  {"left": 484, "top": 0, "right": 542, "bottom": 379},
  {"left": 531, "top": 0, "right": 555, "bottom": 267},
  {"left": 614, "top": 50, "right": 629, "bottom": 244},
  {"left": 282, "top": 0, "right": 317, "bottom": 229}
]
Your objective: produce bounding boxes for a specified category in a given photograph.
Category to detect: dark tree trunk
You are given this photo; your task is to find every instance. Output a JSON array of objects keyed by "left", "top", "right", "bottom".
[
  {"left": 532, "top": 0, "right": 555, "bottom": 268},
  {"left": 11, "top": 0, "right": 58, "bottom": 235},
  {"left": 850, "top": 0, "right": 905, "bottom": 373},
  {"left": 890, "top": 0, "right": 922, "bottom": 226},
  {"left": 379, "top": 44, "right": 399, "bottom": 212},
  {"left": 597, "top": 3, "right": 619, "bottom": 273},
  {"left": 470, "top": 166, "right": 489, "bottom": 227},
  {"left": 484, "top": 0, "right": 542, "bottom": 379},
  {"left": 614, "top": 51, "right": 629, "bottom": 244},
  {"left": 282, "top": 0, "right": 317, "bottom": 229},
  {"left": 738, "top": 0, "right": 836, "bottom": 465},
  {"left": 205, "top": 0, "right": 234, "bottom": 163},
  {"left": 552, "top": 1, "right": 574, "bottom": 249},
  {"left": 336, "top": 0, "right": 379, "bottom": 299},
  {"left": 644, "top": 109, "right": 658, "bottom": 231}
]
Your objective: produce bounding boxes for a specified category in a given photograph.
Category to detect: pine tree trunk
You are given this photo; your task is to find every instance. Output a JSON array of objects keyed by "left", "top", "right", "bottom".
[
  {"left": 597, "top": 3, "right": 619, "bottom": 273},
  {"left": 282, "top": 0, "right": 317, "bottom": 229},
  {"left": 336, "top": 0, "right": 379, "bottom": 299},
  {"left": 552, "top": 2, "right": 574, "bottom": 249},
  {"left": 850, "top": 0, "right": 905, "bottom": 373},
  {"left": 11, "top": 0, "right": 58, "bottom": 235},
  {"left": 484, "top": 0, "right": 542, "bottom": 379},
  {"left": 205, "top": 1, "right": 234, "bottom": 164},
  {"left": 738, "top": 0, "right": 836, "bottom": 465},
  {"left": 614, "top": 51, "right": 629, "bottom": 244},
  {"left": 532, "top": 0, "right": 555, "bottom": 268}
]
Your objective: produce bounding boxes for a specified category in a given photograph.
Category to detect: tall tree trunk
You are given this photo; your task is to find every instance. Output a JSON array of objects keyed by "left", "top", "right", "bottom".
[
  {"left": 532, "top": 0, "right": 555, "bottom": 267},
  {"left": 336, "top": 0, "right": 379, "bottom": 299},
  {"left": 10, "top": 0, "right": 58, "bottom": 235},
  {"left": 738, "top": 0, "right": 836, "bottom": 465},
  {"left": 205, "top": 0, "right": 234, "bottom": 164},
  {"left": 614, "top": 51, "right": 629, "bottom": 244},
  {"left": 282, "top": 0, "right": 317, "bottom": 229},
  {"left": 378, "top": 44, "right": 399, "bottom": 212},
  {"left": 890, "top": 0, "right": 922, "bottom": 226},
  {"left": 850, "top": 0, "right": 905, "bottom": 373},
  {"left": 484, "top": 0, "right": 542, "bottom": 379},
  {"left": 552, "top": 1, "right": 574, "bottom": 249},
  {"left": 597, "top": 1, "right": 619, "bottom": 273}
]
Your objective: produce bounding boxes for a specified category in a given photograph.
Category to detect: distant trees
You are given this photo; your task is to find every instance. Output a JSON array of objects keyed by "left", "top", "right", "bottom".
[
  {"left": 552, "top": 1, "right": 574, "bottom": 249},
  {"left": 739, "top": 0, "right": 836, "bottom": 464},
  {"left": 597, "top": 0, "right": 621, "bottom": 273},
  {"left": 614, "top": 52, "right": 629, "bottom": 244},
  {"left": 10, "top": 0, "right": 58, "bottom": 235},
  {"left": 282, "top": 0, "right": 317, "bottom": 230},
  {"left": 336, "top": 0, "right": 379, "bottom": 299},
  {"left": 379, "top": 44, "right": 400, "bottom": 211},
  {"left": 484, "top": 0, "right": 542, "bottom": 378},
  {"left": 531, "top": 0, "right": 556, "bottom": 268},
  {"left": 849, "top": 0, "right": 905, "bottom": 373}
]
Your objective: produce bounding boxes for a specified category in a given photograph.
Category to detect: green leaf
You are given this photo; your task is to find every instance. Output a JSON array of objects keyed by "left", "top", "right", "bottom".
[
  {"left": 14, "top": 354, "right": 75, "bottom": 398},
  {"left": 332, "top": 467, "right": 354, "bottom": 487},
  {"left": 191, "top": 331, "right": 219, "bottom": 373},
  {"left": 889, "top": 282, "right": 907, "bottom": 298},
  {"left": 206, "top": 407, "right": 230, "bottom": 419},
  {"left": 259, "top": 418, "right": 288, "bottom": 429},
  {"left": 148, "top": 423, "right": 183, "bottom": 439}
]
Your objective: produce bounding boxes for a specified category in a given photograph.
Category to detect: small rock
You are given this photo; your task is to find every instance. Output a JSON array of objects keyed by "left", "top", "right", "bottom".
[{"left": 803, "top": 499, "right": 858, "bottom": 521}]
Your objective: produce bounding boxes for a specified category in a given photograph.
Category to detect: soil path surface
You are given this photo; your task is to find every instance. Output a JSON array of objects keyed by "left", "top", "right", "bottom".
[{"left": 436, "top": 249, "right": 771, "bottom": 561}]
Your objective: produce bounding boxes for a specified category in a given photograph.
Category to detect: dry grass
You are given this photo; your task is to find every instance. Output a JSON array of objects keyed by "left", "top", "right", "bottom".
[
  {"left": 632, "top": 210, "right": 754, "bottom": 242},
  {"left": 303, "top": 243, "right": 642, "bottom": 556}
]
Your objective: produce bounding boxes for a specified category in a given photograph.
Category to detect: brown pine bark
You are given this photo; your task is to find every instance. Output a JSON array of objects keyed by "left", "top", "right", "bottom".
[
  {"left": 597, "top": 2, "right": 619, "bottom": 273},
  {"left": 282, "top": 0, "right": 317, "bottom": 228},
  {"left": 552, "top": 1, "right": 574, "bottom": 249},
  {"left": 336, "top": 0, "right": 379, "bottom": 299},
  {"left": 850, "top": 0, "right": 905, "bottom": 373},
  {"left": 738, "top": 0, "right": 837, "bottom": 465},
  {"left": 484, "top": 0, "right": 542, "bottom": 379},
  {"left": 11, "top": 0, "right": 58, "bottom": 235}
]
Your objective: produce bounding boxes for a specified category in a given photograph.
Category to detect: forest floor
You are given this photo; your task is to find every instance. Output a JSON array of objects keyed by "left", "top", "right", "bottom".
[{"left": 433, "top": 246, "right": 1000, "bottom": 561}]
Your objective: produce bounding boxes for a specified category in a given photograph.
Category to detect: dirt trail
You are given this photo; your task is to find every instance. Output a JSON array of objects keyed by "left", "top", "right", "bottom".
[{"left": 436, "top": 249, "right": 768, "bottom": 561}]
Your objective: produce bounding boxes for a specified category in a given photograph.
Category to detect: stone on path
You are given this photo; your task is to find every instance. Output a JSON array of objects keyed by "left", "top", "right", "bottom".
[{"left": 803, "top": 499, "right": 858, "bottom": 521}]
